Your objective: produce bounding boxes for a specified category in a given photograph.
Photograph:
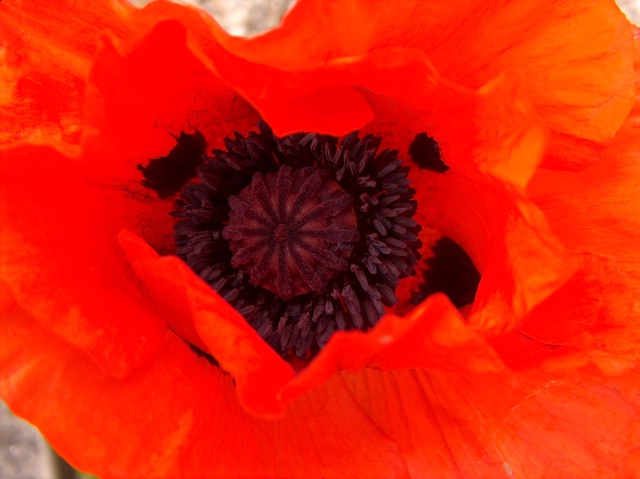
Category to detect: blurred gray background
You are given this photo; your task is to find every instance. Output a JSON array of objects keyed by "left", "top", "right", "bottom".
[
  {"left": 1, "top": 0, "right": 638, "bottom": 478},
  {"left": 130, "top": 0, "right": 294, "bottom": 35}
]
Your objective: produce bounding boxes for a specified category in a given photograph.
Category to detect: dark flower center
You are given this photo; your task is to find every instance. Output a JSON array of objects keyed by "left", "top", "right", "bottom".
[
  {"left": 223, "top": 165, "right": 360, "bottom": 300},
  {"left": 173, "top": 122, "right": 422, "bottom": 358}
]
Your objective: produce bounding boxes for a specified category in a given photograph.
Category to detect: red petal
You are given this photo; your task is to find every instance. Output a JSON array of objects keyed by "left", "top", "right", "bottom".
[
  {"left": 281, "top": 294, "right": 505, "bottom": 403},
  {"left": 118, "top": 231, "right": 296, "bottom": 417},
  {"left": 510, "top": 27, "right": 640, "bottom": 371},
  {"left": 84, "top": 16, "right": 258, "bottom": 170},
  {"left": 0, "top": 0, "right": 134, "bottom": 147},
  {"left": 211, "top": 0, "right": 634, "bottom": 169},
  {"left": 0, "top": 305, "right": 408, "bottom": 478},
  {"left": 0, "top": 145, "right": 166, "bottom": 376},
  {"left": 340, "top": 366, "right": 640, "bottom": 478},
  {"left": 354, "top": 63, "right": 573, "bottom": 333},
  {"left": 74, "top": 7, "right": 269, "bottom": 257}
]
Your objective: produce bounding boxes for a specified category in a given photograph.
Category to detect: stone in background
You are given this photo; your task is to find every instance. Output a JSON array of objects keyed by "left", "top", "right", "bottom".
[
  {"left": 0, "top": 402, "right": 55, "bottom": 479},
  {"left": 129, "top": 0, "right": 295, "bottom": 36},
  {"left": 619, "top": 0, "right": 640, "bottom": 23}
]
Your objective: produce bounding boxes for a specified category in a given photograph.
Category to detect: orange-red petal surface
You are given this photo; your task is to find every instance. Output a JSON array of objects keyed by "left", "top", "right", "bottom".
[
  {"left": 0, "top": 146, "right": 166, "bottom": 376},
  {"left": 1, "top": 0, "right": 639, "bottom": 478},
  {"left": 0, "top": 303, "right": 409, "bottom": 479},
  {"left": 511, "top": 27, "right": 640, "bottom": 371},
  {"left": 281, "top": 294, "right": 506, "bottom": 403},
  {"left": 118, "top": 230, "right": 296, "bottom": 416},
  {"left": 341, "top": 366, "right": 640, "bottom": 479},
  {"left": 0, "top": 0, "right": 132, "bottom": 148},
  {"left": 84, "top": 17, "right": 259, "bottom": 179},
  {"left": 208, "top": 0, "right": 635, "bottom": 169}
]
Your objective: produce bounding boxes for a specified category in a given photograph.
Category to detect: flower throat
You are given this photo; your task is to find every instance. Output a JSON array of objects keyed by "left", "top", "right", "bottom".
[{"left": 173, "top": 122, "right": 422, "bottom": 359}]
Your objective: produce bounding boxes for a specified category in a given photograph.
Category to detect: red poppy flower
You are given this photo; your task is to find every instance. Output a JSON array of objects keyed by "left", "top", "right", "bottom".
[{"left": 1, "top": 0, "right": 640, "bottom": 477}]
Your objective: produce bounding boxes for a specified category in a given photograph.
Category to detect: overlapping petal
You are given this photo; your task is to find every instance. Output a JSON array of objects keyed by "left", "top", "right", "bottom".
[
  {"left": 0, "top": 0, "right": 639, "bottom": 478},
  {"left": 0, "top": 0, "right": 133, "bottom": 148},
  {"left": 340, "top": 366, "right": 640, "bottom": 479},
  {"left": 0, "top": 146, "right": 166, "bottom": 376},
  {"left": 0, "top": 303, "right": 408, "bottom": 479},
  {"left": 513, "top": 27, "right": 640, "bottom": 371},
  {"left": 118, "top": 230, "right": 296, "bottom": 416},
  {"left": 209, "top": 0, "right": 635, "bottom": 168}
]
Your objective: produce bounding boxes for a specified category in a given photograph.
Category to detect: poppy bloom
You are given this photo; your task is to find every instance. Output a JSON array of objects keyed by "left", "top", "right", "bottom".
[{"left": 1, "top": 0, "right": 640, "bottom": 477}]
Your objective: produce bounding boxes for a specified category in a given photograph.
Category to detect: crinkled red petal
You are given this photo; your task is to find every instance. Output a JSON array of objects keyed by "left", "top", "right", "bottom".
[
  {"left": 340, "top": 366, "right": 640, "bottom": 478},
  {"left": 211, "top": 0, "right": 635, "bottom": 169},
  {"left": 0, "top": 145, "right": 166, "bottom": 376},
  {"left": 0, "top": 0, "right": 134, "bottom": 148},
  {"left": 1, "top": 2, "right": 639, "bottom": 478},
  {"left": 0, "top": 303, "right": 409, "bottom": 479},
  {"left": 84, "top": 16, "right": 259, "bottom": 176},
  {"left": 507, "top": 27, "right": 640, "bottom": 372},
  {"left": 281, "top": 294, "right": 506, "bottom": 403},
  {"left": 118, "top": 231, "right": 296, "bottom": 417}
]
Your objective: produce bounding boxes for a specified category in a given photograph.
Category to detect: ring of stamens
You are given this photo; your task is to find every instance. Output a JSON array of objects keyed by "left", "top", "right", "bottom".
[{"left": 173, "top": 122, "right": 422, "bottom": 358}]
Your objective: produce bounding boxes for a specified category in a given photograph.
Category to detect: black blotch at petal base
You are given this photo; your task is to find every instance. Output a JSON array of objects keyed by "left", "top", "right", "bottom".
[
  {"left": 138, "top": 131, "right": 207, "bottom": 199},
  {"left": 408, "top": 132, "right": 449, "bottom": 173},
  {"left": 411, "top": 236, "right": 480, "bottom": 309}
]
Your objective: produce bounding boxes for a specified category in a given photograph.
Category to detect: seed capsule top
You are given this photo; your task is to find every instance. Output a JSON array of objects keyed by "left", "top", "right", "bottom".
[{"left": 223, "top": 165, "right": 360, "bottom": 301}]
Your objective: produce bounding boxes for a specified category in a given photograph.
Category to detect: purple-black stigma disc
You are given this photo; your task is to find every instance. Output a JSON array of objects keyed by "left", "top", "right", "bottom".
[{"left": 223, "top": 165, "right": 360, "bottom": 301}]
